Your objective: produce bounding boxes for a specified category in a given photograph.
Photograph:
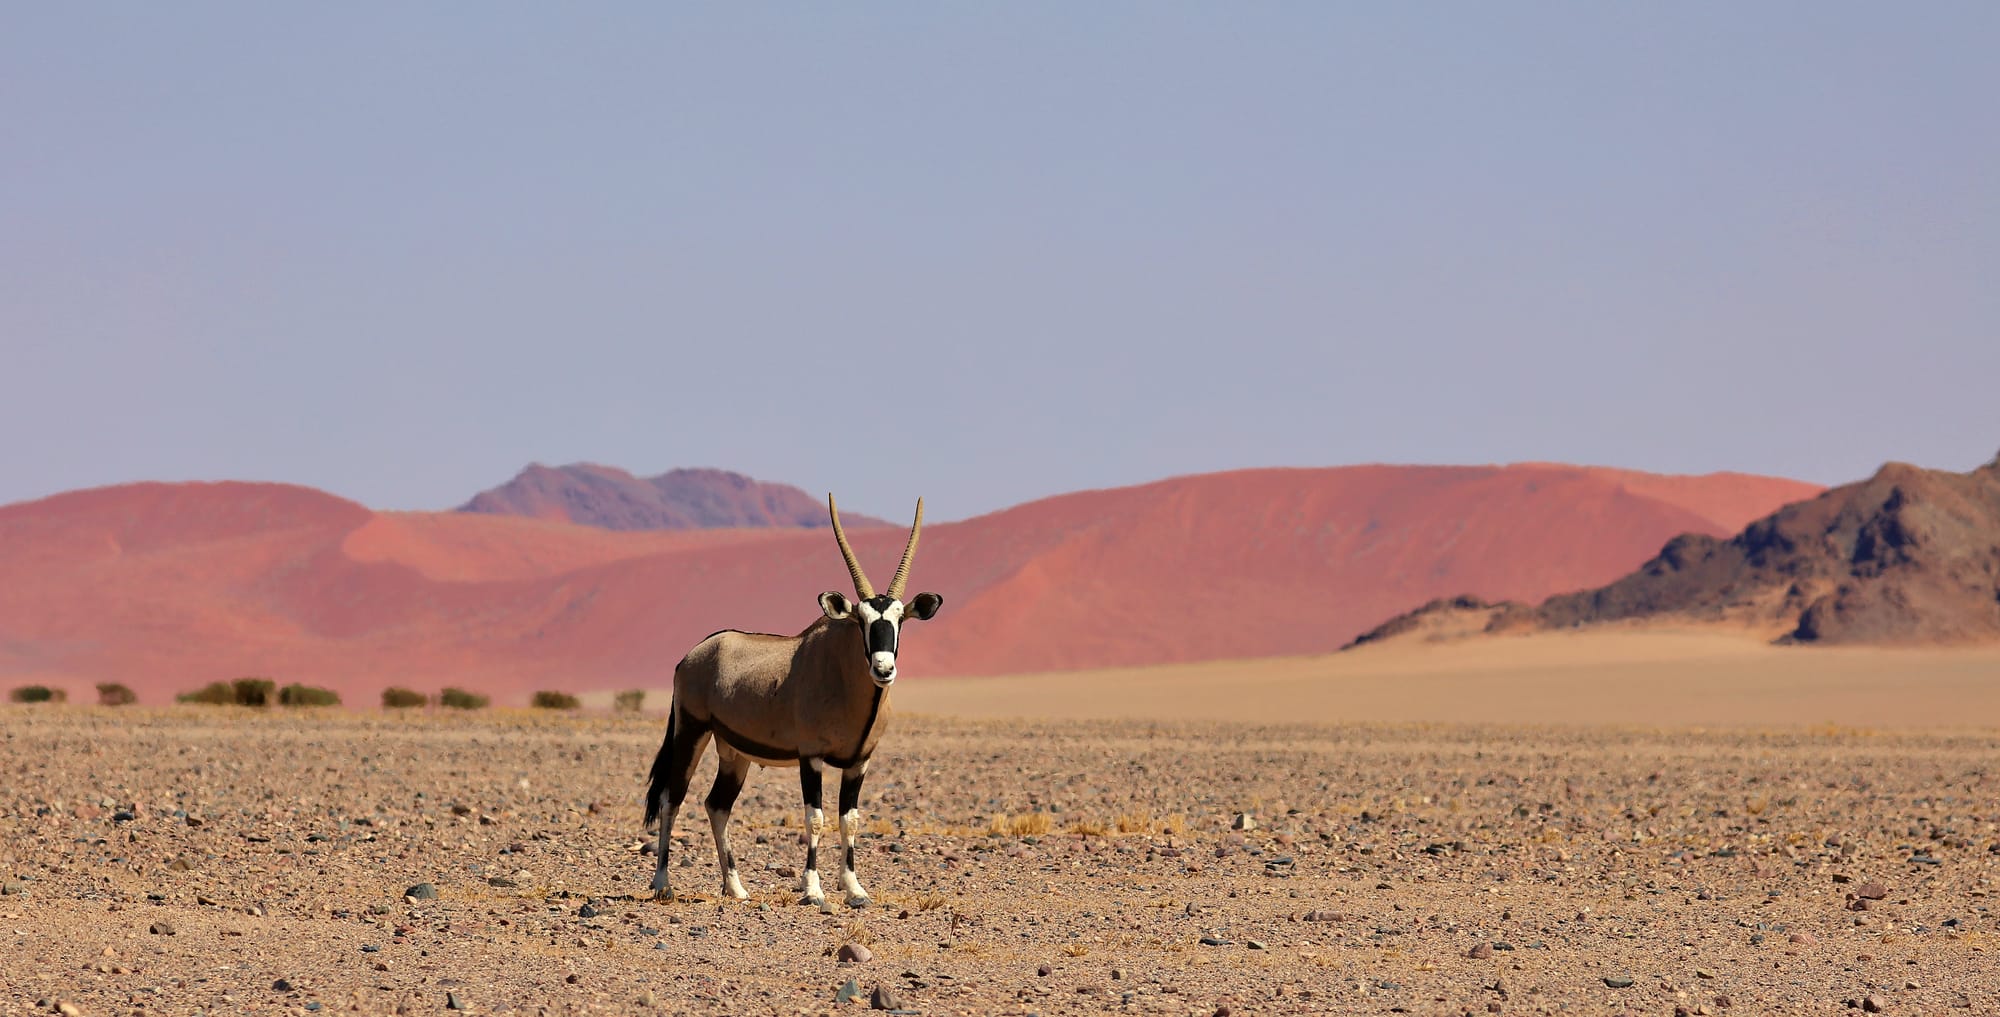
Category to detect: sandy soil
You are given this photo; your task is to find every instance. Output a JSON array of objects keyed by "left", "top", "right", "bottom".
[
  {"left": 898, "top": 630, "right": 2000, "bottom": 729},
  {"left": 6, "top": 644, "right": 1999, "bottom": 1016}
]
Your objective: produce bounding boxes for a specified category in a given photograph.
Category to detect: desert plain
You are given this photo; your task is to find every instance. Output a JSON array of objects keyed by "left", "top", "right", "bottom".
[{"left": 5, "top": 632, "right": 1999, "bottom": 1016}]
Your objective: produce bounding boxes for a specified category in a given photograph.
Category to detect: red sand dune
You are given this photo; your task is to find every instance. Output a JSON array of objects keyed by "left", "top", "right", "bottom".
[{"left": 0, "top": 465, "right": 1818, "bottom": 705}]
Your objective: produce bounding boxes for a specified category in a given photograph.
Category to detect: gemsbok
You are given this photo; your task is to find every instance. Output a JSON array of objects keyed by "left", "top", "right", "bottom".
[{"left": 644, "top": 495, "right": 942, "bottom": 908}]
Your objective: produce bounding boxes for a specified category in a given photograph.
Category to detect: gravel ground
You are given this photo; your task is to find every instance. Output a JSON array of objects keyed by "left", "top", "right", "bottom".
[{"left": 2, "top": 706, "right": 1996, "bottom": 1015}]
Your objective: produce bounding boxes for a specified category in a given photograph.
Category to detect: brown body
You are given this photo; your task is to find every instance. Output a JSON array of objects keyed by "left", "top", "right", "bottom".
[{"left": 673, "top": 619, "right": 889, "bottom": 768}]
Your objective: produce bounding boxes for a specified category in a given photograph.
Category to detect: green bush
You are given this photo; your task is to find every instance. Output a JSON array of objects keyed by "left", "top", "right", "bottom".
[
  {"left": 381, "top": 687, "right": 428, "bottom": 709},
  {"left": 96, "top": 683, "right": 138, "bottom": 706},
  {"left": 8, "top": 685, "right": 64, "bottom": 704},
  {"left": 230, "top": 678, "right": 276, "bottom": 707},
  {"left": 177, "top": 682, "right": 234, "bottom": 705},
  {"left": 440, "top": 687, "right": 489, "bottom": 710},
  {"left": 530, "top": 690, "right": 580, "bottom": 710},
  {"left": 279, "top": 683, "right": 340, "bottom": 707},
  {"left": 613, "top": 689, "right": 646, "bottom": 713}
]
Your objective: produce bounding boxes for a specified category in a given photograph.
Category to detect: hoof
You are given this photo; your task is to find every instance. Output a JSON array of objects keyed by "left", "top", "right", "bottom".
[
  {"left": 844, "top": 894, "right": 871, "bottom": 909},
  {"left": 799, "top": 894, "right": 826, "bottom": 908},
  {"left": 651, "top": 888, "right": 676, "bottom": 903}
]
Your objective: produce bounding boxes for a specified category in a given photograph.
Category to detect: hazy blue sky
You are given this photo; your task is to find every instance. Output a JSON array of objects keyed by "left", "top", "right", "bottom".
[{"left": 4, "top": 4, "right": 1995, "bottom": 521}]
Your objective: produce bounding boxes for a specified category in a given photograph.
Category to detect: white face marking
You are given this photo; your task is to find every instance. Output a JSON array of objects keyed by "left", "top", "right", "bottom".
[{"left": 854, "top": 600, "right": 905, "bottom": 685}]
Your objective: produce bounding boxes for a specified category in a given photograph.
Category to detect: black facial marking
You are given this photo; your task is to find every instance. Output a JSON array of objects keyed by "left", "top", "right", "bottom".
[
  {"left": 864, "top": 595, "right": 895, "bottom": 611},
  {"left": 866, "top": 618, "right": 897, "bottom": 657}
]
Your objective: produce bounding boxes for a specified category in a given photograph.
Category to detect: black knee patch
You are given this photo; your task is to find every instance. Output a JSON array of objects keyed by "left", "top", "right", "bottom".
[
  {"left": 805, "top": 845, "right": 817, "bottom": 871},
  {"left": 800, "top": 764, "right": 823, "bottom": 810},
  {"left": 844, "top": 846, "right": 855, "bottom": 871}
]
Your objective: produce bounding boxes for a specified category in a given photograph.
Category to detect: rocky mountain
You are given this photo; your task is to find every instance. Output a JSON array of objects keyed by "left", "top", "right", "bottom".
[
  {"left": 458, "top": 463, "right": 888, "bottom": 530},
  {"left": 1349, "top": 454, "right": 2000, "bottom": 648}
]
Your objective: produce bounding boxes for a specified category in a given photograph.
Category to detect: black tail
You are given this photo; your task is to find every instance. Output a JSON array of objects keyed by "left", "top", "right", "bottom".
[{"left": 643, "top": 700, "right": 675, "bottom": 829}]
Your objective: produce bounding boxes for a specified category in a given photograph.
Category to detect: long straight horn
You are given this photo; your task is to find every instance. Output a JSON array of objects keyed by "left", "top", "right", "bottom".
[
  {"left": 828, "top": 494, "right": 875, "bottom": 600},
  {"left": 885, "top": 498, "right": 924, "bottom": 601}
]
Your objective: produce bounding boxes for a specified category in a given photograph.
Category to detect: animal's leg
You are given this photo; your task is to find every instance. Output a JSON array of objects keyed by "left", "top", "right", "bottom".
[
  {"left": 649, "top": 714, "right": 710, "bottom": 901},
  {"left": 705, "top": 751, "right": 752, "bottom": 900},
  {"left": 798, "top": 757, "right": 829, "bottom": 907},
  {"left": 838, "top": 760, "right": 872, "bottom": 907}
]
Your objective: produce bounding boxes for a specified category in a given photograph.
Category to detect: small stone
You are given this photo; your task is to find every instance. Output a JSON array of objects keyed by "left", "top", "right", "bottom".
[
  {"left": 58, "top": 1004, "right": 81, "bottom": 1017},
  {"left": 166, "top": 857, "right": 192, "bottom": 872},
  {"left": 1854, "top": 882, "right": 1889, "bottom": 900},
  {"left": 1788, "top": 932, "right": 1816, "bottom": 944},
  {"left": 1603, "top": 975, "right": 1634, "bottom": 988},
  {"left": 1198, "top": 936, "right": 1233, "bottom": 946},
  {"left": 1247, "top": 940, "right": 1267, "bottom": 950},
  {"left": 834, "top": 978, "right": 861, "bottom": 1004},
  {"left": 1232, "top": 813, "right": 1256, "bottom": 832},
  {"left": 1302, "top": 909, "right": 1342, "bottom": 922},
  {"left": 1696, "top": 968, "right": 1715, "bottom": 979},
  {"left": 1714, "top": 995, "right": 1732, "bottom": 1009},
  {"left": 273, "top": 978, "right": 296, "bottom": 991},
  {"left": 148, "top": 921, "right": 176, "bottom": 935},
  {"left": 578, "top": 902, "right": 602, "bottom": 919},
  {"left": 1111, "top": 968, "right": 1127, "bottom": 980},
  {"left": 405, "top": 883, "right": 438, "bottom": 900},
  {"left": 446, "top": 991, "right": 469, "bottom": 1011},
  {"left": 1037, "top": 964, "right": 1052, "bottom": 976},
  {"left": 113, "top": 810, "right": 137, "bottom": 822},
  {"left": 869, "top": 984, "right": 904, "bottom": 1010},
  {"left": 838, "top": 943, "right": 873, "bottom": 963},
  {"left": 1862, "top": 996, "right": 1886, "bottom": 1013},
  {"left": 638, "top": 989, "right": 656, "bottom": 1006},
  {"left": 1468, "top": 943, "right": 1494, "bottom": 959},
  {"left": 0, "top": 881, "right": 24, "bottom": 895}
]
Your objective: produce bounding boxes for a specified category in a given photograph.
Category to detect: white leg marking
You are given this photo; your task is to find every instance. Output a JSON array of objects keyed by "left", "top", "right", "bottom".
[
  {"left": 839, "top": 808, "right": 869, "bottom": 906},
  {"left": 708, "top": 805, "right": 748, "bottom": 900},
  {"left": 651, "top": 798, "right": 677, "bottom": 899},
  {"left": 800, "top": 806, "right": 827, "bottom": 905}
]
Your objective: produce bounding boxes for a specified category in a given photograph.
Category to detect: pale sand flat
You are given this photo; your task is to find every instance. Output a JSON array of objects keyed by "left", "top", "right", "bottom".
[{"left": 896, "top": 630, "right": 2000, "bottom": 729}]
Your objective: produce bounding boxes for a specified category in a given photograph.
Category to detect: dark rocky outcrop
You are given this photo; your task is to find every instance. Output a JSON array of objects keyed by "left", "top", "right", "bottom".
[{"left": 1349, "top": 453, "right": 2000, "bottom": 647}]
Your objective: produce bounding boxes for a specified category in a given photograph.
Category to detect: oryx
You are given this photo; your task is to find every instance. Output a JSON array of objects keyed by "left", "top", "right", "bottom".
[{"left": 644, "top": 495, "right": 942, "bottom": 908}]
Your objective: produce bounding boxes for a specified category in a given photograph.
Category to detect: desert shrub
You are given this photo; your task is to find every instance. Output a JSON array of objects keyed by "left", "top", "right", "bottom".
[
  {"left": 381, "top": 687, "right": 428, "bottom": 709},
  {"left": 177, "top": 682, "right": 234, "bottom": 705},
  {"left": 278, "top": 683, "right": 340, "bottom": 707},
  {"left": 96, "top": 683, "right": 138, "bottom": 706},
  {"left": 439, "top": 687, "right": 489, "bottom": 710},
  {"left": 530, "top": 690, "right": 581, "bottom": 710},
  {"left": 8, "top": 685, "right": 64, "bottom": 704},
  {"left": 613, "top": 689, "right": 645, "bottom": 713},
  {"left": 230, "top": 677, "right": 276, "bottom": 707}
]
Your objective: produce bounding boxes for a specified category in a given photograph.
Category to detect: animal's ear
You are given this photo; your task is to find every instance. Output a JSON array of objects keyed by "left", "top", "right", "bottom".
[
  {"left": 819, "top": 591, "right": 853, "bottom": 620},
  {"left": 907, "top": 592, "right": 943, "bottom": 621}
]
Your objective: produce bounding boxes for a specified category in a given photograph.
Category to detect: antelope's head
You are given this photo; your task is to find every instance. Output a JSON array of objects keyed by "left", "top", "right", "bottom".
[{"left": 819, "top": 495, "right": 943, "bottom": 688}]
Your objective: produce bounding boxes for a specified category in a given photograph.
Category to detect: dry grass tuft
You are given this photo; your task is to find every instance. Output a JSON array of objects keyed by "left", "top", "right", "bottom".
[
  {"left": 914, "top": 892, "right": 948, "bottom": 912},
  {"left": 1067, "top": 818, "right": 1110, "bottom": 837},
  {"left": 1061, "top": 943, "right": 1089, "bottom": 957},
  {"left": 986, "top": 812, "right": 1053, "bottom": 837}
]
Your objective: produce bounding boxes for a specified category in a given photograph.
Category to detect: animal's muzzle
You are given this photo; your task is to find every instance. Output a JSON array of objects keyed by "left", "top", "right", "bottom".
[{"left": 870, "top": 652, "right": 897, "bottom": 685}]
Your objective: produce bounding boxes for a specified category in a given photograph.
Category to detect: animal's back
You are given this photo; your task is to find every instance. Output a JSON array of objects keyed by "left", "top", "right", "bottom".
[{"left": 674, "top": 629, "right": 800, "bottom": 721}]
